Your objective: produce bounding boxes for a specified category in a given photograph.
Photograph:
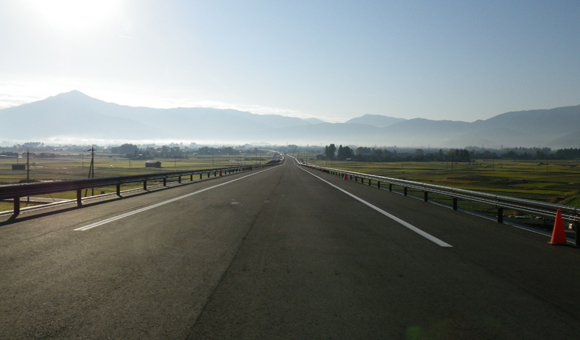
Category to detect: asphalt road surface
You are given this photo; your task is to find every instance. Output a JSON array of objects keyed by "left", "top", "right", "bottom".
[{"left": 1, "top": 157, "right": 579, "bottom": 339}]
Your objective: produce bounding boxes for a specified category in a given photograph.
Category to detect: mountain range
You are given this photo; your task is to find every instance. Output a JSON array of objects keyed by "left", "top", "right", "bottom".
[{"left": 1, "top": 90, "right": 579, "bottom": 148}]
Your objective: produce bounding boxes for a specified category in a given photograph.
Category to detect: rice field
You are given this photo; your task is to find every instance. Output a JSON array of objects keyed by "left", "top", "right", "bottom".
[
  {"left": 307, "top": 158, "right": 580, "bottom": 207},
  {"left": 0, "top": 153, "right": 273, "bottom": 212}
]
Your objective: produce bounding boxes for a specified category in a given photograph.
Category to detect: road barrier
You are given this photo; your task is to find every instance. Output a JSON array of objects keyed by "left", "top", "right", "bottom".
[
  {"left": 0, "top": 164, "right": 276, "bottom": 216},
  {"left": 299, "top": 161, "right": 580, "bottom": 244}
]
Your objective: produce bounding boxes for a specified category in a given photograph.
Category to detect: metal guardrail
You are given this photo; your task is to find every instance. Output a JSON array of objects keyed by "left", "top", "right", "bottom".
[
  {"left": 0, "top": 163, "right": 276, "bottom": 216},
  {"left": 299, "top": 162, "right": 580, "bottom": 227}
]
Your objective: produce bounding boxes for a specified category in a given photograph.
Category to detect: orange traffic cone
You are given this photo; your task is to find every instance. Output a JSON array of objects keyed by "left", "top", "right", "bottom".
[
  {"left": 549, "top": 209, "right": 567, "bottom": 245},
  {"left": 219, "top": 169, "right": 223, "bottom": 177},
  {"left": 344, "top": 173, "right": 348, "bottom": 180}
]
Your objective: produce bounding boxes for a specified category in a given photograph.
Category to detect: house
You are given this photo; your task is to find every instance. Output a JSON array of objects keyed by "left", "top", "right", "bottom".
[{"left": 145, "top": 161, "right": 161, "bottom": 168}]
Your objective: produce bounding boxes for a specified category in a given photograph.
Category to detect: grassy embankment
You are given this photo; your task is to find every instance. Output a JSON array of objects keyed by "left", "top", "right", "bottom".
[
  {"left": 0, "top": 153, "right": 271, "bottom": 212},
  {"left": 308, "top": 158, "right": 580, "bottom": 215}
]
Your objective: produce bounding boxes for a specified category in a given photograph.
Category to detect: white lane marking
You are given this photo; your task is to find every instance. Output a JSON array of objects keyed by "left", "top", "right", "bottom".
[
  {"left": 75, "top": 168, "right": 274, "bottom": 231},
  {"left": 298, "top": 166, "right": 452, "bottom": 247}
]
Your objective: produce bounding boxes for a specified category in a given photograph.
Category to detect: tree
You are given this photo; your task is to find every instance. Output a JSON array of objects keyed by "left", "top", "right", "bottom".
[
  {"left": 337, "top": 145, "right": 353, "bottom": 160},
  {"left": 325, "top": 144, "right": 336, "bottom": 159},
  {"left": 447, "top": 149, "right": 470, "bottom": 162},
  {"left": 111, "top": 143, "right": 139, "bottom": 158}
]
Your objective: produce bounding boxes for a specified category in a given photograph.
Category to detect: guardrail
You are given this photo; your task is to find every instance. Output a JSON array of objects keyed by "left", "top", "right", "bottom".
[
  {"left": 299, "top": 161, "right": 580, "bottom": 242},
  {"left": 0, "top": 163, "right": 275, "bottom": 216}
]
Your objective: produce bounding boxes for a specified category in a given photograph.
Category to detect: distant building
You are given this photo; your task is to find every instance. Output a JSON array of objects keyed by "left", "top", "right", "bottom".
[
  {"left": 12, "top": 164, "right": 26, "bottom": 170},
  {"left": 145, "top": 160, "right": 162, "bottom": 168}
]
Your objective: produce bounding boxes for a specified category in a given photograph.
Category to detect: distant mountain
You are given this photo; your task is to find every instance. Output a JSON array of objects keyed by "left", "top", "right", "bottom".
[
  {"left": 549, "top": 130, "right": 580, "bottom": 149},
  {"left": 345, "top": 114, "right": 406, "bottom": 127},
  {"left": 303, "top": 118, "right": 325, "bottom": 125},
  {"left": 0, "top": 91, "right": 319, "bottom": 143},
  {"left": 0, "top": 91, "right": 162, "bottom": 140},
  {"left": 1, "top": 91, "right": 579, "bottom": 148}
]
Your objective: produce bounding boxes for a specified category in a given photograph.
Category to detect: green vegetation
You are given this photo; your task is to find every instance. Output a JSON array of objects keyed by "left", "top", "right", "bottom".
[
  {"left": 308, "top": 158, "right": 580, "bottom": 207},
  {"left": 0, "top": 151, "right": 274, "bottom": 212}
]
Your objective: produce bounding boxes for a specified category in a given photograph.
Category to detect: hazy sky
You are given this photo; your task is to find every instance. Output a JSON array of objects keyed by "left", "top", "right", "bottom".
[{"left": 1, "top": 0, "right": 579, "bottom": 123}]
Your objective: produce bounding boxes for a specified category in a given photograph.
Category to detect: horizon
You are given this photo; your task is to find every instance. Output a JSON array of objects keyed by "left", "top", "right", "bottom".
[
  {"left": 3, "top": 89, "right": 579, "bottom": 126},
  {"left": 1, "top": 88, "right": 580, "bottom": 149},
  {"left": 1, "top": 1, "right": 579, "bottom": 124}
]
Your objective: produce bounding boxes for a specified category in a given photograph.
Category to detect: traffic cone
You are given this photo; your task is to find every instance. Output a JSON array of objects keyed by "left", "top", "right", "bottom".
[
  {"left": 549, "top": 209, "right": 567, "bottom": 245},
  {"left": 219, "top": 169, "right": 223, "bottom": 177},
  {"left": 344, "top": 173, "right": 348, "bottom": 180}
]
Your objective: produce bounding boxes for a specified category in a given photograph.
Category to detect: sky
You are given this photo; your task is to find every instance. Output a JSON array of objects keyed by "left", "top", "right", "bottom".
[{"left": 1, "top": 0, "right": 579, "bottom": 123}]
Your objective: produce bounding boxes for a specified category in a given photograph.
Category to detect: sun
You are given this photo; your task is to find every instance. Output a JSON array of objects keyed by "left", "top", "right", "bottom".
[{"left": 25, "top": 0, "right": 122, "bottom": 31}]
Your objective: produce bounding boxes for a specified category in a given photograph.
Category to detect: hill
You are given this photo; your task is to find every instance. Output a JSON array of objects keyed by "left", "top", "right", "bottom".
[
  {"left": 1, "top": 91, "right": 579, "bottom": 148},
  {"left": 345, "top": 114, "right": 406, "bottom": 127}
]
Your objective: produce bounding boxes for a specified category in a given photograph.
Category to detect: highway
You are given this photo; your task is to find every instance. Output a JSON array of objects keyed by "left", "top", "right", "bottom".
[{"left": 1, "top": 157, "right": 579, "bottom": 339}]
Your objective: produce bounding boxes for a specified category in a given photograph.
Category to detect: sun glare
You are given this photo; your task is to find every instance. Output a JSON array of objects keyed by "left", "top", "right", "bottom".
[{"left": 26, "top": 0, "right": 121, "bottom": 31}]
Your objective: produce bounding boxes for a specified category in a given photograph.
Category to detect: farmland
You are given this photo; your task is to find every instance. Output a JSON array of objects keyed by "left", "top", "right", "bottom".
[
  {"left": 306, "top": 158, "right": 580, "bottom": 208},
  {"left": 0, "top": 153, "right": 272, "bottom": 212}
]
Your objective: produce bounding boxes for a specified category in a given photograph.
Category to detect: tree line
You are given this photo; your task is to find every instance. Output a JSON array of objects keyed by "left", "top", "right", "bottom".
[
  {"left": 322, "top": 144, "right": 471, "bottom": 162},
  {"left": 321, "top": 144, "right": 580, "bottom": 162},
  {"left": 110, "top": 143, "right": 262, "bottom": 159}
]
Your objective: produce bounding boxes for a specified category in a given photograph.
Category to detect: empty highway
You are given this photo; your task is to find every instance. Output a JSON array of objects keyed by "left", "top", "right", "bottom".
[{"left": 1, "top": 157, "right": 579, "bottom": 339}]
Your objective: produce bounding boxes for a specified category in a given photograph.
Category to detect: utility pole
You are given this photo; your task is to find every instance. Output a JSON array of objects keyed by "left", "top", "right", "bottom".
[
  {"left": 85, "top": 146, "right": 95, "bottom": 197},
  {"left": 26, "top": 149, "right": 31, "bottom": 183}
]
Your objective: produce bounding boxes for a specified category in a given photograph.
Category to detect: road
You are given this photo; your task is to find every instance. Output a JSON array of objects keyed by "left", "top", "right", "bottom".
[{"left": 1, "top": 157, "right": 579, "bottom": 339}]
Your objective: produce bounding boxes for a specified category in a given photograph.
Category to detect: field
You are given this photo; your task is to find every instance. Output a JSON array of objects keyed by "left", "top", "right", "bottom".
[
  {"left": 3, "top": 153, "right": 579, "bottom": 214},
  {"left": 307, "top": 158, "right": 580, "bottom": 208},
  {"left": 0, "top": 153, "right": 273, "bottom": 212}
]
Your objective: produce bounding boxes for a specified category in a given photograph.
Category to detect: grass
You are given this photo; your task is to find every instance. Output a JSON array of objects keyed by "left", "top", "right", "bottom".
[
  {"left": 0, "top": 153, "right": 274, "bottom": 212},
  {"left": 309, "top": 159, "right": 580, "bottom": 208}
]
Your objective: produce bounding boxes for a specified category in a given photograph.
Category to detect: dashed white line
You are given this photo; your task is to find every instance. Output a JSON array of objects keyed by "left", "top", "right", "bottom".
[{"left": 75, "top": 168, "right": 274, "bottom": 231}]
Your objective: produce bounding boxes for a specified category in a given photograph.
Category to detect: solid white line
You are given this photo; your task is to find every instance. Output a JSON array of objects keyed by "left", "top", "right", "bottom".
[
  {"left": 75, "top": 168, "right": 274, "bottom": 231},
  {"left": 297, "top": 165, "right": 452, "bottom": 247}
]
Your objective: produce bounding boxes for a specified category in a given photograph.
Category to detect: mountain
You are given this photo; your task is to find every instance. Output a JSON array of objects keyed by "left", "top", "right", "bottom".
[
  {"left": 1, "top": 91, "right": 579, "bottom": 148},
  {"left": 549, "top": 130, "right": 580, "bottom": 149},
  {"left": 0, "top": 91, "right": 163, "bottom": 140},
  {"left": 0, "top": 91, "right": 319, "bottom": 143},
  {"left": 345, "top": 114, "right": 406, "bottom": 127}
]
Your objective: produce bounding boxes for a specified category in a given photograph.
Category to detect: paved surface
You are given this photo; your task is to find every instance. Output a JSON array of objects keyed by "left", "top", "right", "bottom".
[{"left": 1, "top": 158, "right": 580, "bottom": 339}]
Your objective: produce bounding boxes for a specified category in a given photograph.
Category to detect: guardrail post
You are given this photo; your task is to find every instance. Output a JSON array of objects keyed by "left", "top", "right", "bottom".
[
  {"left": 497, "top": 208, "right": 504, "bottom": 223},
  {"left": 574, "top": 221, "right": 580, "bottom": 247},
  {"left": 116, "top": 184, "right": 121, "bottom": 197},
  {"left": 389, "top": 184, "right": 392, "bottom": 191},
  {"left": 453, "top": 198, "right": 458, "bottom": 210},
  {"left": 178, "top": 176, "right": 182, "bottom": 184},
  {"left": 424, "top": 192, "right": 428, "bottom": 202},
  {"left": 77, "top": 190, "right": 82, "bottom": 206},
  {"left": 143, "top": 180, "right": 147, "bottom": 190},
  {"left": 163, "top": 178, "right": 167, "bottom": 186},
  {"left": 14, "top": 197, "right": 20, "bottom": 216},
  {"left": 368, "top": 179, "right": 372, "bottom": 186},
  {"left": 190, "top": 174, "right": 193, "bottom": 181},
  {"left": 404, "top": 187, "right": 408, "bottom": 196},
  {"left": 377, "top": 181, "right": 381, "bottom": 189}
]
